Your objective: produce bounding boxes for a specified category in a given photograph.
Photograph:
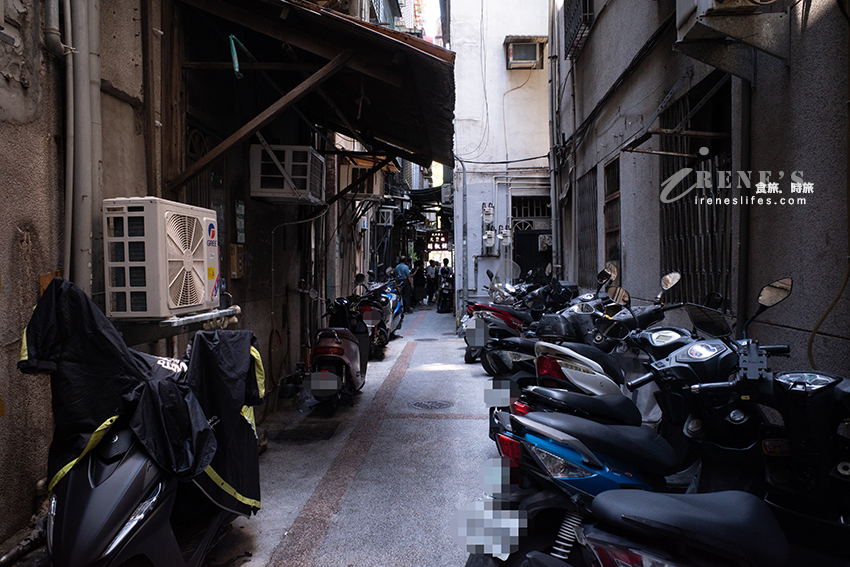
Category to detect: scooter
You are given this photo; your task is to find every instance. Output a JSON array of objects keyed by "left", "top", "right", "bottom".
[
  {"left": 19, "top": 279, "right": 263, "bottom": 567},
  {"left": 460, "top": 277, "right": 850, "bottom": 566},
  {"left": 437, "top": 268, "right": 454, "bottom": 313},
  {"left": 309, "top": 290, "right": 369, "bottom": 411},
  {"left": 356, "top": 273, "right": 402, "bottom": 359}
]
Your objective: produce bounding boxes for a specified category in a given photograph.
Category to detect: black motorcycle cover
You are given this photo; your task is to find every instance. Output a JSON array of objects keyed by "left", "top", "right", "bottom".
[{"left": 18, "top": 278, "right": 263, "bottom": 515}]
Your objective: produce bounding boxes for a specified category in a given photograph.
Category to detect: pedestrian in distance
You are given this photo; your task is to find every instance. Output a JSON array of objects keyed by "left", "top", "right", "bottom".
[
  {"left": 395, "top": 256, "right": 413, "bottom": 313},
  {"left": 425, "top": 259, "right": 438, "bottom": 304},
  {"left": 412, "top": 260, "right": 427, "bottom": 307}
]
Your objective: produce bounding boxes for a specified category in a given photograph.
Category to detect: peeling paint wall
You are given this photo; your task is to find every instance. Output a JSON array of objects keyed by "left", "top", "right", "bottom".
[{"left": 0, "top": 0, "right": 63, "bottom": 541}]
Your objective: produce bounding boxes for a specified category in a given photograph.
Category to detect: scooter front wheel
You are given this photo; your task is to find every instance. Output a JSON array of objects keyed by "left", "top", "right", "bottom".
[{"left": 464, "top": 346, "right": 480, "bottom": 364}]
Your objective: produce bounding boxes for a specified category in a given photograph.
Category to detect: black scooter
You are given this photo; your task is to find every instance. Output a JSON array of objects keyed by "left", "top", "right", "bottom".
[{"left": 48, "top": 424, "right": 236, "bottom": 567}]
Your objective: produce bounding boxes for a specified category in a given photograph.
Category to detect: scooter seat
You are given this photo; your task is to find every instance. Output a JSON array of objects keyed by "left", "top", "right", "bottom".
[
  {"left": 524, "top": 386, "right": 642, "bottom": 426},
  {"left": 316, "top": 327, "right": 358, "bottom": 343},
  {"left": 522, "top": 411, "right": 679, "bottom": 476},
  {"left": 479, "top": 304, "right": 535, "bottom": 325},
  {"left": 591, "top": 490, "right": 788, "bottom": 567}
]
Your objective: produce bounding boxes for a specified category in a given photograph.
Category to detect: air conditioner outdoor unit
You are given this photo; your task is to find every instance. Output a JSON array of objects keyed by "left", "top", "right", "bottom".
[
  {"left": 249, "top": 144, "right": 325, "bottom": 204},
  {"left": 103, "top": 197, "right": 220, "bottom": 319}
]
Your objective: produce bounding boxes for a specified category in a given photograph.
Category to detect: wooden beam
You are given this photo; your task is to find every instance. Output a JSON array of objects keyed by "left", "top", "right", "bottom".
[
  {"left": 166, "top": 50, "right": 353, "bottom": 192},
  {"left": 182, "top": 61, "right": 315, "bottom": 70},
  {"left": 326, "top": 156, "right": 394, "bottom": 206},
  {"left": 178, "top": 0, "right": 403, "bottom": 87}
]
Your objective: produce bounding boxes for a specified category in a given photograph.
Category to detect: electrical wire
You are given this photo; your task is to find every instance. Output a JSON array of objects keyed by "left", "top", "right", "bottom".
[{"left": 455, "top": 154, "right": 549, "bottom": 165}]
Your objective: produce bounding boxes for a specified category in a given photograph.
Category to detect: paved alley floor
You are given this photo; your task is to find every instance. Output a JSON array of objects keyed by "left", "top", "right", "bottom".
[{"left": 209, "top": 304, "right": 495, "bottom": 567}]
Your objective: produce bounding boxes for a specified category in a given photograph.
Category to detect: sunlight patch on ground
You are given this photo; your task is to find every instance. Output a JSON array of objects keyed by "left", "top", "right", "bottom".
[{"left": 415, "top": 362, "right": 468, "bottom": 372}]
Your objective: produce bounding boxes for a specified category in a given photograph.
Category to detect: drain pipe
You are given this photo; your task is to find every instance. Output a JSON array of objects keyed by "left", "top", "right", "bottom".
[
  {"left": 89, "top": 0, "right": 103, "bottom": 301},
  {"left": 44, "top": 0, "right": 75, "bottom": 278},
  {"left": 459, "top": 157, "right": 469, "bottom": 316},
  {"left": 71, "top": 0, "right": 92, "bottom": 294},
  {"left": 547, "top": 0, "right": 561, "bottom": 278}
]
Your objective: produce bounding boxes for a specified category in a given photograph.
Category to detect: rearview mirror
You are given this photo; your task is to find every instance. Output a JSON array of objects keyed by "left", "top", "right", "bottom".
[
  {"left": 758, "top": 277, "right": 792, "bottom": 307},
  {"left": 355, "top": 273, "right": 367, "bottom": 285},
  {"left": 607, "top": 286, "right": 631, "bottom": 307},
  {"left": 596, "top": 268, "right": 612, "bottom": 285},
  {"left": 309, "top": 289, "right": 319, "bottom": 301},
  {"left": 545, "top": 263, "right": 553, "bottom": 276},
  {"left": 605, "top": 262, "right": 618, "bottom": 283},
  {"left": 702, "top": 292, "right": 724, "bottom": 310},
  {"left": 661, "top": 272, "right": 681, "bottom": 290}
]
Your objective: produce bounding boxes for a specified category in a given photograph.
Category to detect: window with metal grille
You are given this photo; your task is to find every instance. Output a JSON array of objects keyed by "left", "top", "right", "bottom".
[
  {"left": 604, "top": 158, "right": 621, "bottom": 285},
  {"left": 565, "top": 0, "right": 594, "bottom": 59},
  {"left": 511, "top": 196, "right": 551, "bottom": 219},
  {"left": 576, "top": 168, "right": 598, "bottom": 288},
  {"left": 659, "top": 75, "right": 732, "bottom": 308}
]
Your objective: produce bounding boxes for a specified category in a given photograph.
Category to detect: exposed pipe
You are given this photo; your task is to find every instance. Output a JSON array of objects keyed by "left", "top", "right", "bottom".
[
  {"left": 734, "top": 80, "right": 752, "bottom": 339},
  {"left": 44, "top": 0, "right": 75, "bottom": 278},
  {"left": 459, "top": 156, "right": 469, "bottom": 319},
  {"left": 71, "top": 0, "right": 92, "bottom": 294},
  {"left": 547, "top": 0, "right": 561, "bottom": 278},
  {"left": 89, "top": 0, "right": 103, "bottom": 301}
]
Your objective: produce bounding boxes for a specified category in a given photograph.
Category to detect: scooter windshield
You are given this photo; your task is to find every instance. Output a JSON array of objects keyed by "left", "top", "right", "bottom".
[{"left": 489, "top": 260, "right": 520, "bottom": 303}]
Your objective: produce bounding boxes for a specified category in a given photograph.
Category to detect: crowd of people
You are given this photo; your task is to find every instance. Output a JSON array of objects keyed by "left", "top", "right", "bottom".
[{"left": 393, "top": 255, "right": 452, "bottom": 313}]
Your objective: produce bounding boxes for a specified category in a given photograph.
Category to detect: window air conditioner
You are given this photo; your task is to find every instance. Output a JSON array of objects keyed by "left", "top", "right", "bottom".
[
  {"left": 506, "top": 42, "right": 542, "bottom": 70},
  {"left": 103, "top": 197, "right": 220, "bottom": 319},
  {"left": 249, "top": 144, "right": 325, "bottom": 204}
]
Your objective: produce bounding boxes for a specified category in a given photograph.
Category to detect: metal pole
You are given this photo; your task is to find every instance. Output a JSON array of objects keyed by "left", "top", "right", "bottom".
[{"left": 460, "top": 157, "right": 469, "bottom": 311}]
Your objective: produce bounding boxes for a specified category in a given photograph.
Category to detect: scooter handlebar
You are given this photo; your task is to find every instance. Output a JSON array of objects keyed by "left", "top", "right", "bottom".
[
  {"left": 626, "top": 372, "right": 655, "bottom": 391},
  {"left": 761, "top": 344, "right": 791, "bottom": 357},
  {"left": 689, "top": 380, "right": 738, "bottom": 394}
]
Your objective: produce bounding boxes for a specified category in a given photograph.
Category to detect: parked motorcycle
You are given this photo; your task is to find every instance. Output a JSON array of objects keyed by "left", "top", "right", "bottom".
[
  {"left": 19, "top": 279, "right": 263, "bottom": 567},
  {"left": 437, "top": 265, "right": 454, "bottom": 313},
  {"left": 308, "top": 289, "right": 370, "bottom": 412},
  {"left": 356, "top": 272, "right": 402, "bottom": 359},
  {"left": 459, "top": 276, "right": 850, "bottom": 566}
]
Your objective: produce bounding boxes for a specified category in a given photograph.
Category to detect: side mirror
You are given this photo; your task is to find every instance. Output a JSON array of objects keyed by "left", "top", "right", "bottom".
[
  {"left": 686, "top": 304, "right": 732, "bottom": 338},
  {"left": 605, "top": 262, "right": 619, "bottom": 283},
  {"left": 545, "top": 263, "right": 553, "bottom": 276},
  {"left": 661, "top": 272, "right": 681, "bottom": 291},
  {"left": 702, "top": 291, "right": 724, "bottom": 310},
  {"left": 758, "top": 277, "right": 792, "bottom": 307},
  {"left": 355, "top": 273, "right": 367, "bottom": 285},
  {"left": 309, "top": 289, "right": 319, "bottom": 301},
  {"left": 742, "top": 277, "right": 793, "bottom": 337},
  {"left": 596, "top": 268, "right": 612, "bottom": 285},
  {"left": 486, "top": 269, "right": 494, "bottom": 281},
  {"left": 607, "top": 286, "right": 631, "bottom": 307}
]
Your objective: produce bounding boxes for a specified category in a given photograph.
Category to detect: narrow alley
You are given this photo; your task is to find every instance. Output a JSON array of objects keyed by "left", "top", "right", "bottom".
[{"left": 209, "top": 305, "right": 493, "bottom": 567}]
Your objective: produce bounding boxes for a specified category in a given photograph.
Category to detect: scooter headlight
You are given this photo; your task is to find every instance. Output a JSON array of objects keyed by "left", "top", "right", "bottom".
[
  {"left": 102, "top": 482, "right": 161, "bottom": 558},
  {"left": 529, "top": 446, "right": 592, "bottom": 479}
]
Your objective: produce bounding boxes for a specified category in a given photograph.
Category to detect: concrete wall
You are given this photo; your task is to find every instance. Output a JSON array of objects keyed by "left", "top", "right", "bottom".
[
  {"left": 0, "top": 0, "right": 64, "bottom": 541},
  {"left": 555, "top": 0, "right": 849, "bottom": 370},
  {"left": 451, "top": 0, "right": 550, "bottom": 298}
]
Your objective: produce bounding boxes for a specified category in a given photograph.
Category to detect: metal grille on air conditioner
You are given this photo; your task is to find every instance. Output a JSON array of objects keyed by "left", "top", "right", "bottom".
[{"left": 103, "top": 197, "right": 220, "bottom": 319}]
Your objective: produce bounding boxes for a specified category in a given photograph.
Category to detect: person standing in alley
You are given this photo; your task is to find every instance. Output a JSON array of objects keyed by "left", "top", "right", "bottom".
[
  {"left": 395, "top": 256, "right": 413, "bottom": 313},
  {"left": 425, "top": 259, "right": 438, "bottom": 304},
  {"left": 412, "top": 259, "right": 427, "bottom": 307}
]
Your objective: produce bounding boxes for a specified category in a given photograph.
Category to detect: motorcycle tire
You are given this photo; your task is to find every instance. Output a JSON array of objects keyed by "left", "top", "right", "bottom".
[
  {"left": 464, "top": 346, "right": 479, "bottom": 364},
  {"left": 480, "top": 352, "right": 497, "bottom": 376}
]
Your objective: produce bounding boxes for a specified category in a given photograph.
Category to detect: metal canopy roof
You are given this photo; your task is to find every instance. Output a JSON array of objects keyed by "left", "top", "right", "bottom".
[{"left": 176, "top": 0, "right": 455, "bottom": 176}]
